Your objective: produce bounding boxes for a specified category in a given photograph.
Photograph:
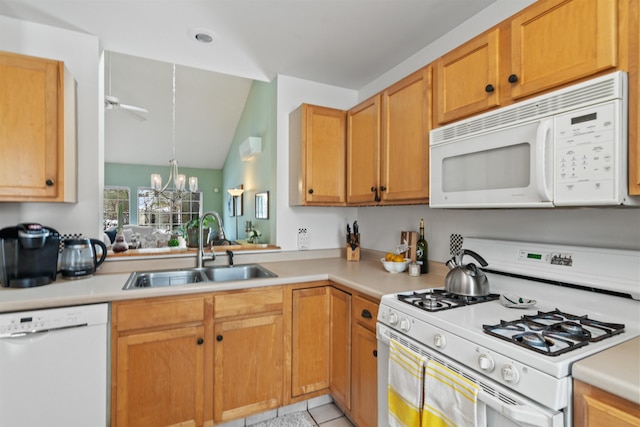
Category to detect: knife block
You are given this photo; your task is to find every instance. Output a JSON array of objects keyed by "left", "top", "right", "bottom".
[
  {"left": 346, "top": 233, "right": 360, "bottom": 261},
  {"left": 346, "top": 245, "right": 360, "bottom": 261}
]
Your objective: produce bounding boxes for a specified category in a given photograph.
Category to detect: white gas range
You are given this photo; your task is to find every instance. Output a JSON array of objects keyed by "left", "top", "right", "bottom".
[{"left": 377, "top": 238, "right": 640, "bottom": 427}]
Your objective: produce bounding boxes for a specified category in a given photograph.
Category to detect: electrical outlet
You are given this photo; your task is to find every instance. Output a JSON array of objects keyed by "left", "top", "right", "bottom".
[{"left": 298, "top": 228, "right": 310, "bottom": 250}]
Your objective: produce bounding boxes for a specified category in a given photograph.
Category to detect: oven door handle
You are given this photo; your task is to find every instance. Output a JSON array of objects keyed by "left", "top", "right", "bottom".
[{"left": 502, "top": 403, "right": 555, "bottom": 427}]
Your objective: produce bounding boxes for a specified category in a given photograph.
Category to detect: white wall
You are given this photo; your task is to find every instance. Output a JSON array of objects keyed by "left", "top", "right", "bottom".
[
  {"left": 0, "top": 15, "right": 103, "bottom": 239},
  {"left": 275, "top": 75, "right": 358, "bottom": 251}
]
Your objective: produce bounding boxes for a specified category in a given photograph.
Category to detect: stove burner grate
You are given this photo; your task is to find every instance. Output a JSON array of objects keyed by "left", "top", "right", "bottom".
[
  {"left": 397, "top": 289, "right": 500, "bottom": 312},
  {"left": 483, "top": 309, "right": 625, "bottom": 356}
]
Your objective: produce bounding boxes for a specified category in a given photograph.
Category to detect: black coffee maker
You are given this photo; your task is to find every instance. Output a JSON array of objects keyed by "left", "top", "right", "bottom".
[{"left": 0, "top": 223, "right": 60, "bottom": 288}]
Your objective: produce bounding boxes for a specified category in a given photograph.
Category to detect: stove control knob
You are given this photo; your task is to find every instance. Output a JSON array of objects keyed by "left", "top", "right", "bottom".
[
  {"left": 434, "top": 334, "right": 447, "bottom": 349},
  {"left": 399, "top": 318, "right": 411, "bottom": 332},
  {"left": 388, "top": 312, "right": 399, "bottom": 326},
  {"left": 501, "top": 364, "right": 520, "bottom": 384},
  {"left": 478, "top": 354, "right": 495, "bottom": 372}
]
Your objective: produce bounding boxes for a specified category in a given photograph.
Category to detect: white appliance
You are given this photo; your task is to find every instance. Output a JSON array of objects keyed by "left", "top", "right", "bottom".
[
  {"left": 430, "top": 71, "right": 639, "bottom": 208},
  {"left": 377, "top": 238, "right": 640, "bottom": 427},
  {"left": 0, "top": 303, "right": 109, "bottom": 427}
]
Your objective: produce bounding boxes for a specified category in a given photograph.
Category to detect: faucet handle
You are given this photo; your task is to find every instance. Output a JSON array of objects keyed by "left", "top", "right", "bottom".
[{"left": 225, "top": 250, "right": 234, "bottom": 267}]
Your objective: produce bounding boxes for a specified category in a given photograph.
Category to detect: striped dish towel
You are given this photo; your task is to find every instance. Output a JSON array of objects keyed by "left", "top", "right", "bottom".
[
  {"left": 388, "top": 339, "right": 427, "bottom": 427},
  {"left": 422, "top": 360, "right": 486, "bottom": 427}
]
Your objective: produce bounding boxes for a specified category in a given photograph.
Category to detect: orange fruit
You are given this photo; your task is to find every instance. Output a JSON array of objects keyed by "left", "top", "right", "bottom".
[{"left": 385, "top": 253, "right": 395, "bottom": 261}]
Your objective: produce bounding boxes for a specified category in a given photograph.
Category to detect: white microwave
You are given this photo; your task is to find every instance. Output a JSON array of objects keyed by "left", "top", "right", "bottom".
[{"left": 429, "top": 71, "right": 639, "bottom": 208}]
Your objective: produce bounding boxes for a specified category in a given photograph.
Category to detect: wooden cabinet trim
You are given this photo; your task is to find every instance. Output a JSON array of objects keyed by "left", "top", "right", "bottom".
[{"left": 114, "top": 295, "right": 206, "bottom": 332}]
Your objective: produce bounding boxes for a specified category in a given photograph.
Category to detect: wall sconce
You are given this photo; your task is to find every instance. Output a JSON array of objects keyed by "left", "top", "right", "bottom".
[
  {"left": 227, "top": 186, "right": 244, "bottom": 239},
  {"left": 239, "top": 137, "right": 262, "bottom": 161}
]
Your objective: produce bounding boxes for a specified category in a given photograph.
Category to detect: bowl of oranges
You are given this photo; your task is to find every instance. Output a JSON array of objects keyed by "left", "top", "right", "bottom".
[{"left": 381, "top": 253, "right": 411, "bottom": 273}]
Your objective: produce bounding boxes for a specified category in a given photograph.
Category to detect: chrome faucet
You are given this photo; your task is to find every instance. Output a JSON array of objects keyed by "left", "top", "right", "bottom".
[{"left": 197, "top": 211, "right": 226, "bottom": 268}]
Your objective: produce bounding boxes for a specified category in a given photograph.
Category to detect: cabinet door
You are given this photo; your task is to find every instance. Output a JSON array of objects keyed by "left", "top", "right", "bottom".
[
  {"left": 381, "top": 67, "right": 430, "bottom": 202},
  {"left": 510, "top": 0, "right": 617, "bottom": 100},
  {"left": 347, "top": 95, "right": 381, "bottom": 204},
  {"left": 573, "top": 379, "right": 640, "bottom": 427},
  {"left": 329, "top": 287, "right": 351, "bottom": 410},
  {"left": 291, "top": 287, "right": 330, "bottom": 397},
  {"left": 0, "top": 52, "right": 63, "bottom": 200},
  {"left": 116, "top": 326, "right": 206, "bottom": 427},
  {"left": 630, "top": 0, "right": 640, "bottom": 195},
  {"left": 214, "top": 314, "right": 283, "bottom": 422},
  {"left": 351, "top": 324, "right": 378, "bottom": 427},
  {"left": 290, "top": 104, "right": 346, "bottom": 205},
  {"left": 434, "top": 28, "right": 500, "bottom": 125}
]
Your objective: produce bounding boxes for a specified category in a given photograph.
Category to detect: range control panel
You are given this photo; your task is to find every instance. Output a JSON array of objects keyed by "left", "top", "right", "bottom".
[{"left": 554, "top": 101, "right": 621, "bottom": 205}]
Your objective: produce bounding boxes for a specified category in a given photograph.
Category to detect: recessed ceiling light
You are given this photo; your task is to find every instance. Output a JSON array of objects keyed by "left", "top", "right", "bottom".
[{"left": 188, "top": 27, "right": 216, "bottom": 44}]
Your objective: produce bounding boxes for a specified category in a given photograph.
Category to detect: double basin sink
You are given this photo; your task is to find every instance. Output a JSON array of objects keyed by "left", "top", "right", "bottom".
[{"left": 123, "top": 264, "right": 277, "bottom": 290}]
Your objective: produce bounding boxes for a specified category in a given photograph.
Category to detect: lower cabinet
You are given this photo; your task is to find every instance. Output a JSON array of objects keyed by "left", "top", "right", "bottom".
[
  {"left": 111, "top": 295, "right": 214, "bottom": 427},
  {"left": 213, "top": 288, "right": 285, "bottom": 423},
  {"left": 573, "top": 379, "right": 640, "bottom": 427},
  {"left": 111, "top": 284, "right": 376, "bottom": 427},
  {"left": 351, "top": 296, "right": 379, "bottom": 427}
]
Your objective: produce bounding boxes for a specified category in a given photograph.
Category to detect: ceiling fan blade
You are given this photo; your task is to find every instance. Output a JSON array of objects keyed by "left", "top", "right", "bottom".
[{"left": 119, "top": 103, "right": 149, "bottom": 114}]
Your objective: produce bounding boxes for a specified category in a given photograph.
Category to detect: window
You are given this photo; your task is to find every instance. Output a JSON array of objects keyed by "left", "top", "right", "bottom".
[
  {"left": 137, "top": 188, "right": 202, "bottom": 232},
  {"left": 103, "top": 186, "right": 130, "bottom": 230}
]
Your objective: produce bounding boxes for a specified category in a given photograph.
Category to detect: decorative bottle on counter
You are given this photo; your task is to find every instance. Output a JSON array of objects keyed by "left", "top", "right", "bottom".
[{"left": 416, "top": 218, "right": 428, "bottom": 274}]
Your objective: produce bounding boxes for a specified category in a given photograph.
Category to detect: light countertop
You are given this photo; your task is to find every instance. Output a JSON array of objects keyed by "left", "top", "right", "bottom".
[
  {"left": 573, "top": 336, "right": 640, "bottom": 404},
  {"left": 0, "top": 249, "right": 447, "bottom": 313}
]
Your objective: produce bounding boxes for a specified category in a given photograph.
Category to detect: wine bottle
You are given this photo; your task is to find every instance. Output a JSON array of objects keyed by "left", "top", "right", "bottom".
[{"left": 416, "top": 218, "right": 428, "bottom": 274}]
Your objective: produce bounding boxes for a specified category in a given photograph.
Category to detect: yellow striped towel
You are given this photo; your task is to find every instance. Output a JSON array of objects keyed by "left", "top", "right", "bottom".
[
  {"left": 388, "top": 339, "right": 427, "bottom": 427},
  {"left": 422, "top": 360, "right": 486, "bottom": 427}
]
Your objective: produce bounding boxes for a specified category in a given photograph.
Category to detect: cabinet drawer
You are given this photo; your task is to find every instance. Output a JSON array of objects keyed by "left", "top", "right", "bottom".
[
  {"left": 214, "top": 287, "right": 283, "bottom": 319},
  {"left": 115, "top": 296, "right": 206, "bottom": 332},
  {"left": 352, "top": 296, "right": 378, "bottom": 331}
]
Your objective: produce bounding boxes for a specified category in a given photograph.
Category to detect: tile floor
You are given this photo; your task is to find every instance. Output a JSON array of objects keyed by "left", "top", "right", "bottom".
[{"left": 216, "top": 396, "right": 354, "bottom": 427}]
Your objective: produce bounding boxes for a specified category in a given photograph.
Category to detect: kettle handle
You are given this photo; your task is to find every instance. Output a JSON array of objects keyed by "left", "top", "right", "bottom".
[
  {"left": 460, "top": 249, "right": 488, "bottom": 267},
  {"left": 90, "top": 239, "right": 108, "bottom": 268}
]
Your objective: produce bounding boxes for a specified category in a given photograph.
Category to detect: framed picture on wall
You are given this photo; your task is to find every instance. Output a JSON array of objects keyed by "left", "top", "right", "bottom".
[{"left": 255, "top": 191, "right": 269, "bottom": 219}]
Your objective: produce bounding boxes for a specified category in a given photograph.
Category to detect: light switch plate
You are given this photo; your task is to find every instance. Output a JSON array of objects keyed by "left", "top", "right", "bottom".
[{"left": 298, "top": 228, "right": 309, "bottom": 250}]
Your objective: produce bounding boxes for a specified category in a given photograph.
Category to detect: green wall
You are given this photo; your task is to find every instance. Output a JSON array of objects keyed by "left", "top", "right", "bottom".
[
  {"left": 222, "top": 80, "right": 277, "bottom": 243},
  {"left": 105, "top": 162, "right": 223, "bottom": 225}
]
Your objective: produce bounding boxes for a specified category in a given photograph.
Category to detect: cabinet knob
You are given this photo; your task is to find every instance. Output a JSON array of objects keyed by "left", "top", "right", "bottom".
[
  {"left": 508, "top": 74, "right": 519, "bottom": 83},
  {"left": 485, "top": 84, "right": 495, "bottom": 93},
  {"left": 380, "top": 185, "right": 386, "bottom": 192},
  {"left": 45, "top": 179, "right": 55, "bottom": 186},
  {"left": 308, "top": 189, "right": 314, "bottom": 194},
  {"left": 216, "top": 335, "right": 223, "bottom": 342},
  {"left": 373, "top": 350, "right": 378, "bottom": 358},
  {"left": 371, "top": 187, "right": 381, "bottom": 202},
  {"left": 361, "top": 309, "right": 372, "bottom": 319},
  {"left": 197, "top": 338, "right": 204, "bottom": 345}
]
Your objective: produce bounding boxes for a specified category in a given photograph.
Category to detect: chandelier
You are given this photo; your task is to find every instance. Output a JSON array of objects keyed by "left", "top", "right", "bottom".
[{"left": 150, "top": 63, "right": 198, "bottom": 202}]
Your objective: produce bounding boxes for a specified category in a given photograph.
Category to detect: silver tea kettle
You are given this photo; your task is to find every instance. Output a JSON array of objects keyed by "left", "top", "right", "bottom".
[
  {"left": 60, "top": 238, "right": 107, "bottom": 279},
  {"left": 444, "top": 249, "right": 490, "bottom": 296}
]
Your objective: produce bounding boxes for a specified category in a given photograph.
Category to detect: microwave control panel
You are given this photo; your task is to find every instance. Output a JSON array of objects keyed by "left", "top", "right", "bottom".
[{"left": 554, "top": 101, "right": 621, "bottom": 205}]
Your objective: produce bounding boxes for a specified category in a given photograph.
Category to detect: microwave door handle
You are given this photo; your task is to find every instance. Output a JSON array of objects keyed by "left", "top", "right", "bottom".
[{"left": 535, "top": 119, "right": 553, "bottom": 202}]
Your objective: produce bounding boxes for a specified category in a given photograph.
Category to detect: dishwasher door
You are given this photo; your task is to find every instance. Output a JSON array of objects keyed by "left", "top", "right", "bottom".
[{"left": 0, "top": 303, "right": 108, "bottom": 427}]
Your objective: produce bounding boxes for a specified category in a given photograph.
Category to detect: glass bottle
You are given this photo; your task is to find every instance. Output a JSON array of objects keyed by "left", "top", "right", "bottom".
[{"left": 416, "top": 218, "right": 428, "bottom": 274}]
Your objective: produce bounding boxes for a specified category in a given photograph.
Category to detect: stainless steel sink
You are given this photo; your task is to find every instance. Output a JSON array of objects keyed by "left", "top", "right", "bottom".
[
  {"left": 202, "top": 264, "right": 278, "bottom": 282},
  {"left": 122, "top": 264, "right": 277, "bottom": 290}
]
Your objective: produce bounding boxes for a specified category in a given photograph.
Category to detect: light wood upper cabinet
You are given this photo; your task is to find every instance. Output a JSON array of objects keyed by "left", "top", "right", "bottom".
[
  {"left": 347, "top": 95, "right": 381, "bottom": 204},
  {"left": 510, "top": 0, "right": 618, "bottom": 100},
  {"left": 111, "top": 295, "right": 213, "bottom": 427},
  {"left": 347, "top": 67, "right": 430, "bottom": 205},
  {"left": 381, "top": 67, "right": 431, "bottom": 203},
  {"left": 289, "top": 104, "right": 347, "bottom": 206},
  {"left": 630, "top": 0, "right": 640, "bottom": 195},
  {"left": 435, "top": 28, "right": 501, "bottom": 125},
  {"left": 434, "top": 0, "right": 620, "bottom": 126},
  {"left": 0, "top": 51, "right": 76, "bottom": 202}
]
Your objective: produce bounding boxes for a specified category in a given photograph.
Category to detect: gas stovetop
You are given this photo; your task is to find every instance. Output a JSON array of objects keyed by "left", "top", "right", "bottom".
[
  {"left": 482, "top": 309, "right": 625, "bottom": 356},
  {"left": 397, "top": 289, "right": 500, "bottom": 312}
]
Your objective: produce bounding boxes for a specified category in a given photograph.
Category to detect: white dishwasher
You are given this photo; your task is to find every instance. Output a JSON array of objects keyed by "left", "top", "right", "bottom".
[{"left": 0, "top": 303, "right": 108, "bottom": 427}]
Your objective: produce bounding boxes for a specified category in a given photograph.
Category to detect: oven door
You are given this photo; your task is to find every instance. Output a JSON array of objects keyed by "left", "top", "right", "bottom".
[
  {"left": 377, "top": 323, "right": 565, "bottom": 427},
  {"left": 429, "top": 118, "right": 554, "bottom": 208}
]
